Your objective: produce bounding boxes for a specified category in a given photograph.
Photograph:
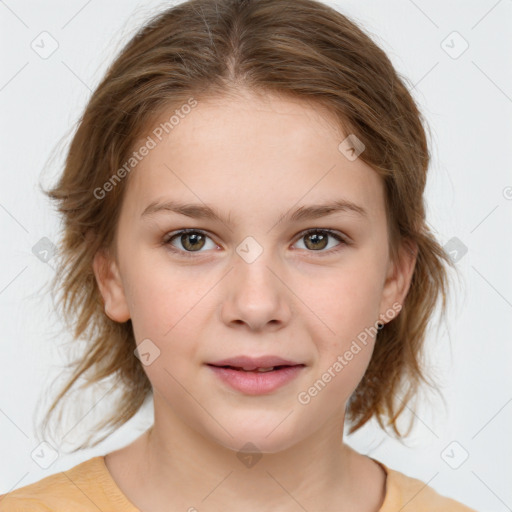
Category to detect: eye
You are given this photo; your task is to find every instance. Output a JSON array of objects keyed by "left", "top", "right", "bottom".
[
  {"left": 164, "top": 229, "right": 218, "bottom": 255},
  {"left": 293, "top": 229, "right": 347, "bottom": 254},
  {"left": 163, "top": 228, "right": 349, "bottom": 258}
]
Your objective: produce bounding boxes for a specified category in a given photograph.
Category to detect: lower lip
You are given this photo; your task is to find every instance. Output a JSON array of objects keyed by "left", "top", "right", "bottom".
[{"left": 207, "top": 365, "right": 305, "bottom": 395}]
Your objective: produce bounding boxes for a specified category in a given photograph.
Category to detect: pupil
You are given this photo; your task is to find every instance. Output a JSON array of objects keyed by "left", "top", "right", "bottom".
[
  {"left": 306, "top": 232, "right": 327, "bottom": 250},
  {"left": 183, "top": 233, "right": 205, "bottom": 251}
]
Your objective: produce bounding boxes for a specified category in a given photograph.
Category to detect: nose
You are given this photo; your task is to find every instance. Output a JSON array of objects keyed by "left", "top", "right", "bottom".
[{"left": 220, "top": 250, "right": 292, "bottom": 332}]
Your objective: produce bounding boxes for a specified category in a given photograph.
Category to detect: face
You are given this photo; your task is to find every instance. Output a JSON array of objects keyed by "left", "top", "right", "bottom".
[{"left": 94, "top": 89, "right": 416, "bottom": 454}]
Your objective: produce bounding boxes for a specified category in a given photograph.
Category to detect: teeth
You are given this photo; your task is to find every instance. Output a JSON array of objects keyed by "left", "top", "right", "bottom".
[{"left": 240, "top": 366, "right": 275, "bottom": 372}]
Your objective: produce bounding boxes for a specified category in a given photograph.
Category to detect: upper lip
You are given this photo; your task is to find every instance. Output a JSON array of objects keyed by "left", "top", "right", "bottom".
[{"left": 207, "top": 355, "right": 304, "bottom": 370}]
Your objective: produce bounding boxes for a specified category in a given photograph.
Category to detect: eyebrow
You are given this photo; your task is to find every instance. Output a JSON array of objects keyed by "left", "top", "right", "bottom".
[{"left": 141, "top": 198, "right": 368, "bottom": 224}]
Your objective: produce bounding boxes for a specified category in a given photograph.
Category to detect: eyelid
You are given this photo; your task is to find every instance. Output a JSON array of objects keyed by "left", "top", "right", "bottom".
[
  {"left": 292, "top": 228, "right": 350, "bottom": 256},
  {"left": 293, "top": 227, "right": 349, "bottom": 245},
  {"left": 162, "top": 228, "right": 220, "bottom": 255},
  {"left": 163, "top": 227, "right": 350, "bottom": 257}
]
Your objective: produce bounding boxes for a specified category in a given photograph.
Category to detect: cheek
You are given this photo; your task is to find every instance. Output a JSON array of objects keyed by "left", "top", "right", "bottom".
[
  {"left": 302, "top": 250, "right": 385, "bottom": 394},
  {"left": 298, "top": 289, "right": 378, "bottom": 414},
  {"left": 125, "top": 250, "right": 192, "bottom": 322},
  {"left": 296, "top": 338, "right": 374, "bottom": 419},
  {"left": 123, "top": 256, "right": 209, "bottom": 364},
  {"left": 315, "top": 259, "right": 384, "bottom": 342}
]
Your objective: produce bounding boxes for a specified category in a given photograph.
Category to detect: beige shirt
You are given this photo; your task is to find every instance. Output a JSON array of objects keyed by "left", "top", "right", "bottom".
[{"left": 0, "top": 455, "right": 477, "bottom": 511}]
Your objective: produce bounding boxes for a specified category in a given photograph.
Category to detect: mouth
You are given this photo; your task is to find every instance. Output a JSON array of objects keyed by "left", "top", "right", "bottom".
[
  {"left": 206, "top": 363, "right": 306, "bottom": 395},
  {"left": 207, "top": 364, "right": 304, "bottom": 373}
]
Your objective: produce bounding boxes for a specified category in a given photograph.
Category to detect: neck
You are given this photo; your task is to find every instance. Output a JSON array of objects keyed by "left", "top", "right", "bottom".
[{"left": 121, "top": 394, "right": 384, "bottom": 511}]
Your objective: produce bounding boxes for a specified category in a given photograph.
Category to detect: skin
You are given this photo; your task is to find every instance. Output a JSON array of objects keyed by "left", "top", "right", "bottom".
[{"left": 93, "top": 88, "right": 417, "bottom": 512}]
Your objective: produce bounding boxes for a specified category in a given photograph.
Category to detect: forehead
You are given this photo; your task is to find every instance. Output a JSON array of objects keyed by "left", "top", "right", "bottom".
[{"left": 123, "top": 91, "right": 385, "bottom": 224}]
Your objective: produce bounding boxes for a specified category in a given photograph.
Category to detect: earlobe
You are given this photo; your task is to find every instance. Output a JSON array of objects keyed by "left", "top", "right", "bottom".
[
  {"left": 92, "top": 248, "right": 131, "bottom": 322},
  {"left": 379, "top": 238, "right": 418, "bottom": 321}
]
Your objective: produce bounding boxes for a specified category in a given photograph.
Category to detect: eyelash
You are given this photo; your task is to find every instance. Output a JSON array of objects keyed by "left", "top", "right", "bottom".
[{"left": 162, "top": 228, "right": 349, "bottom": 258}]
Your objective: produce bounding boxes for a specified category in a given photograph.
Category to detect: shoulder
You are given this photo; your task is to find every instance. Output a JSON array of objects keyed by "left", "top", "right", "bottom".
[
  {"left": 377, "top": 460, "right": 478, "bottom": 512},
  {"left": 0, "top": 456, "right": 111, "bottom": 512}
]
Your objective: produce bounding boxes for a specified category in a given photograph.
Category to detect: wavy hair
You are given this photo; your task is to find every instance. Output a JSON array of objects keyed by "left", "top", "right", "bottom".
[{"left": 38, "top": 0, "right": 458, "bottom": 451}]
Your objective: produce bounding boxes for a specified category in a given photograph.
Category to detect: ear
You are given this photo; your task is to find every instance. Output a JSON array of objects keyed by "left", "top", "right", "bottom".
[
  {"left": 378, "top": 238, "right": 418, "bottom": 323},
  {"left": 92, "top": 247, "right": 131, "bottom": 322}
]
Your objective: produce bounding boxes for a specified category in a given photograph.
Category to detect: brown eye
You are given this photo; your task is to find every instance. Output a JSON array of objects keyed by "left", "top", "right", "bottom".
[
  {"left": 294, "top": 229, "right": 346, "bottom": 253},
  {"left": 165, "top": 229, "right": 216, "bottom": 254},
  {"left": 304, "top": 231, "right": 329, "bottom": 250},
  {"left": 180, "top": 232, "right": 205, "bottom": 251}
]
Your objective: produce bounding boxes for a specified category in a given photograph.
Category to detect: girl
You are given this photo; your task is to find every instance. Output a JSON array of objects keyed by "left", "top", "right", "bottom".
[{"left": 0, "top": 0, "right": 477, "bottom": 510}]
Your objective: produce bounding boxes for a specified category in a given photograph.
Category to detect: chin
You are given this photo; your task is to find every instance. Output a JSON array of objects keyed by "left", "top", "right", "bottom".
[
  {"left": 216, "top": 434, "right": 300, "bottom": 456},
  {"left": 205, "top": 417, "right": 307, "bottom": 456}
]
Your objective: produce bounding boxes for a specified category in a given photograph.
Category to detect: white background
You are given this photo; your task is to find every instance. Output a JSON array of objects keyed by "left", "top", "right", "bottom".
[{"left": 1, "top": 1, "right": 511, "bottom": 511}]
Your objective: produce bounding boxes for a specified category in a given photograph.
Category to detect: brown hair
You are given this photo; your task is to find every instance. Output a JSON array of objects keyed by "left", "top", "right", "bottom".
[{"left": 38, "top": 0, "right": 458, "bottom": 451}]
